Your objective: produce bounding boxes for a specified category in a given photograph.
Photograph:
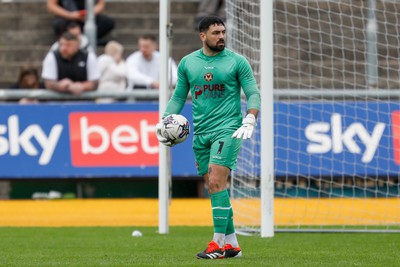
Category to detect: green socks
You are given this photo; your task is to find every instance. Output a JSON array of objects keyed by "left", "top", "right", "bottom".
[
  {"left": 225, "top": 205, "right": 235, "bottom": 236},
  {"left": 211, "top": 190, "right": 231, "bottom": 235}
]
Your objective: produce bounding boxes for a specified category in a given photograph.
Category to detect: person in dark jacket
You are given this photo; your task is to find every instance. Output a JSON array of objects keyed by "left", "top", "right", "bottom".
[
  {"left": 41, "top": 32, "right": 100, "bottom": 95},
  {"left": 47, "top": 0, "right": 115, "bottom": 45}
]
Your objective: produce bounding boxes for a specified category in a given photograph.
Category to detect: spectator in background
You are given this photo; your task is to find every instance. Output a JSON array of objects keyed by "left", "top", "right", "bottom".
[
  {"left": 49, "top": 21, "right": 90, "bottom": 52},
  {"left": 47, "top": 0, "right": 115, "bottom": 45},
  {"left": 126, "top": 34, "right": 178, "bottom": 90},
  {"left": 10, "top": 64, "right": 45, "bottom": 104},
  {"left": 194, "top": 0, "right": 226, "bottom": 30},
  {"left": 41, "top": 32, "right": 100, "bottom": 95},
  {"left": 97, "top": 40, "right": 127, "bottom": 103}
]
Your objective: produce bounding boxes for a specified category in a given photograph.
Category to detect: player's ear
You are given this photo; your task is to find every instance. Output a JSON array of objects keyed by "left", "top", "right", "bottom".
[{"left": 199, "top": 31, "right": 206, "bottom": 41}]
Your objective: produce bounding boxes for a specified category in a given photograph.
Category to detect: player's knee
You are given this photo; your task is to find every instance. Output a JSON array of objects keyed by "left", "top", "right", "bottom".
[{"left": 208, "top": 178, "right": 225, "bottom": 194}]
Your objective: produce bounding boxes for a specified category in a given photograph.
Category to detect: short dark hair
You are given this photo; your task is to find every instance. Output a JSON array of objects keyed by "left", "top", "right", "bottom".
[
  {"left": 60, "top": 32, "right": 79, "bottom": 42},
  {"left": 65, "top": 21, "right": 81, "bottom": 32},
  {"left": 139, "top": 34, "right": 157, "bottom": 43},
  {"left": 198, "top": 16, "right": 225, "bottom": 33}
]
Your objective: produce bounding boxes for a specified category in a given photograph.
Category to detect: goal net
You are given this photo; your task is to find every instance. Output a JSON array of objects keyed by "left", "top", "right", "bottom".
[{"left": 227, "top": 0, "right": 400, "bottom": 233}]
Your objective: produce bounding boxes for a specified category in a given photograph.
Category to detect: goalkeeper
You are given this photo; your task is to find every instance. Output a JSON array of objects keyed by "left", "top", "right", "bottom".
[{"left": 156, "top": 16, "right": 260, "bottom": 260}]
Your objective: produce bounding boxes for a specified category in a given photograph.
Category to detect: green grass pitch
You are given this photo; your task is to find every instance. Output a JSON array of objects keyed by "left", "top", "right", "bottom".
[{"left": 0, "top": 226, "right": 399, "bottom": 266}]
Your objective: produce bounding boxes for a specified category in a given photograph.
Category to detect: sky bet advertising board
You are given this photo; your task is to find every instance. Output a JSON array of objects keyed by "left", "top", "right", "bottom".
[
  {"left": 0, "top": 103, "right": 194, "bottom": 178},
  {"left": 1, "top": 101, "right": 400, "bottom": 178},
  {"left": 274, "top": 101, "right": 400, "bottom": 177}
]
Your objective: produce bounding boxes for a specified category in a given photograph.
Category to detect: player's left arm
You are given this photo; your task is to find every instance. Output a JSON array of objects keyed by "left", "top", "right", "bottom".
[{"left": 232, "top": 57, "right": 261, "bottom": 139}]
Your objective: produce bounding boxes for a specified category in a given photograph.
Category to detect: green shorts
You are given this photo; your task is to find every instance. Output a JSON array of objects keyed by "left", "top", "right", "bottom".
[{"left": 193, "top": 130, "right": 243, "bottom": 176}]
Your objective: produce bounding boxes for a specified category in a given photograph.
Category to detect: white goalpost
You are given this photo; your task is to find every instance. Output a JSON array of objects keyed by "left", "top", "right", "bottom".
[
  {"left": 159, "top": 0, "right": 172, "bottom": 234},
  {"left": 227, "top": 0, "right": 400, "bottom": 234},
  {"left": 259, "top": 0, "right": 275, "bottom": 238}
]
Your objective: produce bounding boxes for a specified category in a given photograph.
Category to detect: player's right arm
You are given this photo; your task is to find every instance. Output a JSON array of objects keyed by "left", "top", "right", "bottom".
[
  {"left": 156, "top": 57, "right": 190, "bottom": 146},
  {"left": 162, "top": 58, "right": 190, "bottom": 117}
]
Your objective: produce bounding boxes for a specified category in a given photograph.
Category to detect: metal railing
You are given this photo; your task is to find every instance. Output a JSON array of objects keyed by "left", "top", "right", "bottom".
[
  {"left": 2, "top": 89, "right": 400, "bottom": 102},
  {"left": 0, "top": 89, "right": 160, "bottom": 102}
]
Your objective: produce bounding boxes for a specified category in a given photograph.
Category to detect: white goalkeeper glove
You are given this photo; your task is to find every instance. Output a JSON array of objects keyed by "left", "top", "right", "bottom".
[
  {"left": 155, "top": 121, "right": 173, "bottom": 147},
  {"left": 232, "top": 114, "right": 256, "bottom": 139}
]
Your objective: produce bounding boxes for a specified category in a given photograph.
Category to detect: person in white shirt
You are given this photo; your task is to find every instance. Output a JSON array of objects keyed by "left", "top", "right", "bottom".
[
  {"left": 126, "top": 34, "right": 178, "bottom": 90},
  {"left": 42, "top": 32, "right": 100, "bottom": 95},
  {"left": 97, "top": 40, "right": 127, "bottom": 103}
]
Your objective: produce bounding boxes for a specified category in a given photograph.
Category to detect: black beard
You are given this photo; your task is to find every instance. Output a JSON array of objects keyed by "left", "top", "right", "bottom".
[{"left": 206, "top": 40, "right": 225, "bottom": 52}]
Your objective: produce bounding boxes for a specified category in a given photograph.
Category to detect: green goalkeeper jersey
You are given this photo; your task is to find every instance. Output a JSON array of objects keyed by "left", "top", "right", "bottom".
[{"left": 164, "top": 48, "right": 261, "bottom": 135}]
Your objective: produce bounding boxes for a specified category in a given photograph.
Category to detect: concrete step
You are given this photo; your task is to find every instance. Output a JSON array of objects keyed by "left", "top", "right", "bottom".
[
  {"left": 0, "top": 47, "right": 49, "bottom": 63},
  {"left": 0, "top": 2, "right": 48, "bottom": 14},
  {"left": 0, "top": 15, "right": 53, "bottom": 31},
  {"left": 0, "top": 40, "right": 199, "bottom": 63},
  {"left": 0, "top": 13, "right": 194, "bottom": 32},
  {"left": 0, "top": 1, "right": 198, "bottom": 15}
]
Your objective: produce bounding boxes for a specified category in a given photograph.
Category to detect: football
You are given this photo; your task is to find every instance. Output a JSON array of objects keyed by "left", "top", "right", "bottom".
[{"left": 161, "top": 114, "right": 190, "bottom": 146}]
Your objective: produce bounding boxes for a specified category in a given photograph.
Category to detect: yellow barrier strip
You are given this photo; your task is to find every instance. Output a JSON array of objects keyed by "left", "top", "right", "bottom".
[
  {"left": 0, "top": 198, "right": 399, "bottom": 227},
  {"left": 0, "top": 199, "right": 211, "bottom": 227},
  {"left": 233, "top": 198, "right": 400, "bottom": 226}
]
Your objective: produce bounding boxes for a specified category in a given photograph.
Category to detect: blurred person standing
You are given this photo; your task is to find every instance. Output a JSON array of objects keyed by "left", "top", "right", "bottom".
[
  {"left": 194, "top": 0, "right": 226, "bottom": 30},
  {"left": 126, "top": 34, "right": 178, "bottom": 90},
  {"left": 41, "top": 32, "right": 100, "bottom": 95},
  {"left": 47, "top": 0, "right": 115, "bottom": 45},
  {"left": 97, "top": 40, "right": 127, "bottom": 103}
]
